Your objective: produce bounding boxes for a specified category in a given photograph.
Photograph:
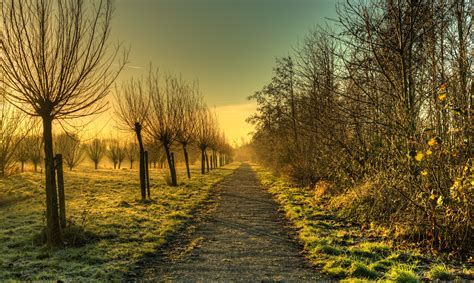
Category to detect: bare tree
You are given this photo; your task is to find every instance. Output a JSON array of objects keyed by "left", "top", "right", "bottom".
[
  {"left": 126, "top": 141, "right": 139, "bottom": 169},
  {"left": 27, "top": 135, "right": 43, "bottom": 173},
  {"left": 146, "top": 72, "right": 183, "bottom": 186},
  {"left": 176, "top": 80, "right": 202, "bottom": 178},
  {"left": 114, "top": 76, "right": 149, "bottom": 199},
  {"left": 86, "top": 138, "right": 105, "bottom": 170},
  {"left": 55, "top": 133, "right": 84, "bottom": 171},
  {"left": 1, "top": 0, "right": 126, "bottom": 247},
  {"left": 0, "top": 95, "right": 28, "bottom": 176},
  {"left": 195, "top": 107, "right": 218, "bottom": 174},
  {"left": 15, "top": 138, "right": 30, "bottom": 172},
  {"left": 106, "top": 138, "right": 125, "bottom": 169}
]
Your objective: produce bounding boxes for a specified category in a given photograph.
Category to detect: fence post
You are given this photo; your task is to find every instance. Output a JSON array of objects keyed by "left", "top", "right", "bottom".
[
  {"left": 144, "top": 151, "right": 150, "bottom": 199},
  {"left": 55, "top": 154, "right": 66, "bottom": 229}
]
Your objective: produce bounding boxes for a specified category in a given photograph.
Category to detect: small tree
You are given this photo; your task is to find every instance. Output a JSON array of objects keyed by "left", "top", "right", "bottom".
[
  {"left": 176, "top": 81, "right": 201, "bottom": 178},
  {"left": 147, "top": 72, "right": 183, "bottom": 186},
  {"left": 106, "top": 138, "right": 125, "bottom": 169},
  {"left": 55, "top": 133, "right": 84, "bottom": 171},
  {"left": 28, "top": 135, "right": 43, "bottom": 173},
  {"left": 114, "top": 75, "right": 150, "bottom": 199},
  {"left": 15, "top": 138, "right": 30, "bottom": 172},
  {"left": 195, "top": 107, "right": 218, "bottom": 174},
  {"left": 126, "top": 142, "right": 139, "bottom": 169},
  {"left": 86, "top": 138, "right": 105, "bottom": 169}
]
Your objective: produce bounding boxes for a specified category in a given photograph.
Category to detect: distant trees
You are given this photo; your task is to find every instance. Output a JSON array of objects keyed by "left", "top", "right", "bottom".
[
  {"left": 107, "top": 139, "right": 126, "bottom": 169},
  {"left": 0, "top": 96, "right": 29, "bottom": 176},
  {"left": 249, "top": 0, "right": 472, "bottom": 255},
  {"left": 86, "top": 139, "right": 105, "bottom": 170},
  {"left": 126, "top": 142, "right": 139, "bottom": 169},
  {"left": 1, "top": 0, "right": 126, "bottom": 247},
  {"left": 55, "top": 133, "right": 83, "bottom": 171}
]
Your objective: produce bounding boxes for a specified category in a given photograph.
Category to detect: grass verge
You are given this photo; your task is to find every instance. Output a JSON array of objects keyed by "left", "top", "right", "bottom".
[
  {"left": 0, "top": 163, "right": 239, "bottom": 280},
  {"left": 251, "top": 164, "right": 473, "bottom": 281}
]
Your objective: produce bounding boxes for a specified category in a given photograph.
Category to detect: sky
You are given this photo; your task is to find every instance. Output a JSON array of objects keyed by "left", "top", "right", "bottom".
[{"left": 109, "top": 0, "right": 339, "bottom": 145}]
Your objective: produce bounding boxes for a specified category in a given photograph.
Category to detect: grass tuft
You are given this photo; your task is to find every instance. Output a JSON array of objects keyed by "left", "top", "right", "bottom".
[
  {"left": 427, "top": 264, "right": 454, "bottom": 281},
  {"left": 348, "top": 261, "right": 379, "bottom": 279},
  {"left": 388, "top": 265, "right": 419, "bottom": 283}
]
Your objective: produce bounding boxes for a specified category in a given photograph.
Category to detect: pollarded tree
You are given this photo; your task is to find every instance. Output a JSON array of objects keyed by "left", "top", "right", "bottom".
[
  {"left": 1, "top": 0, "right": 126, "bottom": 247},
  {"left": 86, "top": 138, "right": 105, "bottom": 170},
  {"left": 176, "top": 80, "right": 202, "bottom": 178},
  {"left": 55, "top": 133, "right": 84, "bottom": 171},
  {"left": 106, "top": 138, "right": 126, "bottom": 169},
  {"left": 0, "top": 95, "right": 29, "bottom": 176},
  {"left": 147, "top": 72, "right": 184, "bottom": 186},
  {"left": 15, "top": 138, "right": 30, "bottom": 172},
  {"left": 28, "top": 135, "right": 43, "bottom": 173},
  {"left": 114, "top": 76, "right": 150, "bottom": 199},
  {"left": 195, "top": 107, "right": 218, "bottom": 174},
  {"left": 126, "top": 141, "right": 139, "bottom": 169}
]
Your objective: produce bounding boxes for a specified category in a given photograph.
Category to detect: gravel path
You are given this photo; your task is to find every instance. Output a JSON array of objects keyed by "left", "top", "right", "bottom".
[{"left": 135, "top": 163, "right": 322, "bottom": 282}]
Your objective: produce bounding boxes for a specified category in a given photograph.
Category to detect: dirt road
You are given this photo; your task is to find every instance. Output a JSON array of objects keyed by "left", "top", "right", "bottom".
[{"left": 134, "top": 163, "right": 321, "bottom": 281}]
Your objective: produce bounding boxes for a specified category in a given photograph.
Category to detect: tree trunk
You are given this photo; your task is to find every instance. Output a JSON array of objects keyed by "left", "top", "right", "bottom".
[
  {"left": 94, "top": 161, "right": 98, "bottom": 170},
  {"left": 206, "top": 153, "right": 210, "bottom": 173},
  {"left": 134, "top": 123, "right": 147, "bottom": 201},
  {"left": 145, "top": 151, "right": 150, "bottom": 198},
  {"left": 201, "top": 148, "right": 206, "bottom": 174},
  {"left": 183, "top": 144, "right": 191, "bottom": 179},
  {"left": 164, "top": 144, "right": 177, "bottom": 186},
  {"left": 55, "top": 154, "right": 66, "bottom": 229},
  {"left": 130, "top": 160, "right": 134, "bottom": 169},
  {"left": 21, "top": 161, "right": 24, "bottom": 172},
  {"left": 34, "top": 162, "right": 38, "bottom": 172},
  {"left": 42, "top": 116, "right": 62, "bottom": 247}
]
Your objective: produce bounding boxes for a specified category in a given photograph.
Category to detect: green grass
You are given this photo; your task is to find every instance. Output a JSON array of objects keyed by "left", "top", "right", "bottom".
[
  {"left": 251, "top": 164, "right": 472, "bottom": 281},
  {"left": 0, "top": 163, "right": 240, "bottom": 280},
  {"left": 427, "top": 264, "right": 454, "bottom": 281}
]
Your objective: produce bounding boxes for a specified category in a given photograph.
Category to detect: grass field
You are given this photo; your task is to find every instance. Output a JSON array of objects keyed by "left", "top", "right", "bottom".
[
  {"left": 0, "top": 163, "right": 239, "bottom": 281},
  {"left": 252, "top": 164, "right": 473, "bottom": 282}
]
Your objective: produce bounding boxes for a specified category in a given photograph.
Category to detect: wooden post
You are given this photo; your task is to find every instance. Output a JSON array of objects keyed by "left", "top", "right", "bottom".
[
  {"left": 55, "top": 154, "right": 66, "bottom": 229},
  {"left": 145, "top": 151, "right": 150, "bottom": 199}
]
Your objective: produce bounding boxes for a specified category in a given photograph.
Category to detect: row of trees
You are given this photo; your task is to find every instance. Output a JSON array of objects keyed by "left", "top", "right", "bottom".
[
  {"left": 1, "top": 0, "right": 233, "bottom": 248},
  {"left": 249, "top": 0, "right": 472, "bottom": 256},
  {"left": 115, "top": 68, "right": 233, "bottom": 199}
]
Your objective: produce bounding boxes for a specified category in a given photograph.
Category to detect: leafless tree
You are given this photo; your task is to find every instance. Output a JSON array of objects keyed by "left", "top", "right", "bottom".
[
  {"left": 146, "top": 72, "right": 183, "bottom": 186},
  {"left": 1, "top": 0, "right": 126, "bottom": 247},
  {"left": 28, "top": 135, "right": 44, "bottom": 173},
  {"left": 114, "top": 75, "right": 149, "bottom": 199},
  {"left": 126, "top": 141, "right": 139, "bottom": 169},
  {"left": 0, "top": 96, "right": 29, "bottom": 176},
  {"left": 106, "top": 138, "right": 125, "bottom": 169},
  {"left": 55, "top": 133, "right": 84, "bottom": 171},
  {"left": 86, "top": 138, "right": 105, "bottom": 170},
  {"left": 176, "top": 80, "right": 202, "bottom": 178},
  {"left": 195, "top": 107, "right": 218, "bottom": 174},
  {"left": 15, "top": 138, "right": 30, "bottom": 172}
]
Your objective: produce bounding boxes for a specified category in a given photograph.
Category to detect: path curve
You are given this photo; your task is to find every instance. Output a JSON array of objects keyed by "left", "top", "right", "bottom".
[{"left": 137, "top": 163, "right": 321, "bottom": 281}]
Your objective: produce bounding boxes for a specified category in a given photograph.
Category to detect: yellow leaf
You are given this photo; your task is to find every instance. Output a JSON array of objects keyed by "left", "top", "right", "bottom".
[
  {"left": 415, "top": 151, "right": 424, "bottom": 162},
  {"left": 421, "top": 170, "right": 428, "bottom": 176},
  {"left": 428, "top": 138, "right": 437, "bottom": 146},
  {"left": 426, "top": 149, "right": 433, "bottom": 155},
  {"left": 437, "top": 196, "right": 443, "bottom": 206},
  {"left": 438, "top": 93, "right": 447, "bottom": 101}
]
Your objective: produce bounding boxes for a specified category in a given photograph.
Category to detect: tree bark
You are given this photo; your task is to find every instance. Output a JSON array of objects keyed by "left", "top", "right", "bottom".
[
  {"left": 145, "top": 151, "right": 150, "bottom": 198},
  {"left": 134, "top": 123, "right": 147, "bottom": 201},
  {"left": 164, "top": 144, "right": 177, "bottom": 186},
  {"left": 206, "top": 153, "right": 210, "bottom": 173},
  {"left": 42, "top": 116, "right": 62, "bottom": 247},
  {"left": 201, "top": 148, "right": 206, "bottom": 174},
  {"left": 55, "top": 154, "right": 66, "bottom": 229},
  {"left": 183, "top": 144, "right": 191, "bottom": 178}
]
